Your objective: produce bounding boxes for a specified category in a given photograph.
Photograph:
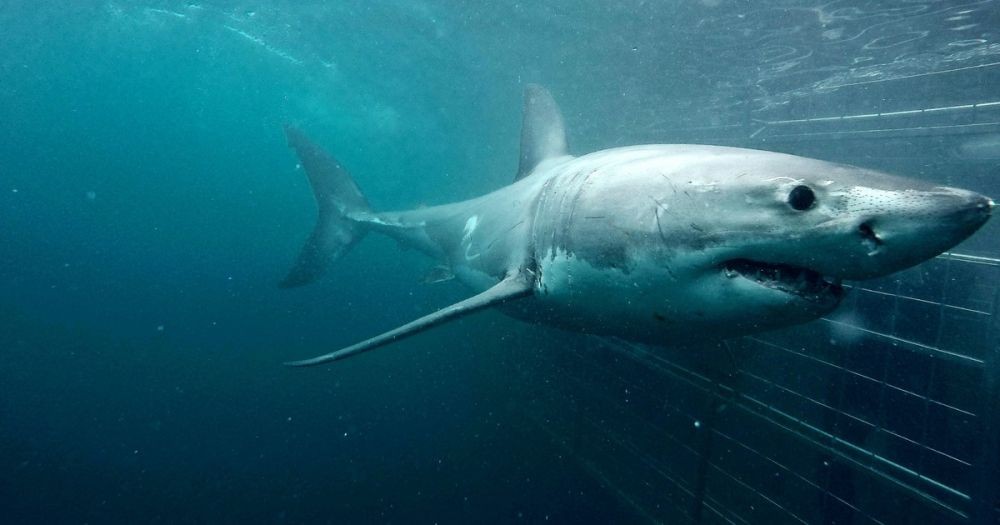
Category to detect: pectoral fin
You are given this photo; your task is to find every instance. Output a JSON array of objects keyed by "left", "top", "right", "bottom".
[{"left": 285, "top": 273, "right": 533, "bottom": 367}]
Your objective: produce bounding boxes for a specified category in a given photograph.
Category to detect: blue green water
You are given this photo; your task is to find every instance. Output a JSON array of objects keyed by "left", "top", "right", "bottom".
[{"left": 3, "top": 2, "right": 1000, "bottom": 523}]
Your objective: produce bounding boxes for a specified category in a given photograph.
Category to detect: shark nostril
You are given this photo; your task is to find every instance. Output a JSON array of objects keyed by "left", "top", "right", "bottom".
[{"left": 859, "top": 222, "right": 883, "bottom": 255}]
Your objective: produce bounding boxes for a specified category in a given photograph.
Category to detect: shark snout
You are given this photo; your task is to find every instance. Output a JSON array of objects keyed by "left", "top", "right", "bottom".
[
  {"left": 978, "top": 195, "right": 994, "bottom": 211},
  {"left": 966, "top": 193, "right": 993, "bottom": 220},
  {"left": 840, "top": 188, "right": 992, "bottom": 280},
  {"left": 935, "top": 189, "right": 993, "bottom": 232},
  {"left": 867, "top": 187, "right": 992, "bottom": 238}
]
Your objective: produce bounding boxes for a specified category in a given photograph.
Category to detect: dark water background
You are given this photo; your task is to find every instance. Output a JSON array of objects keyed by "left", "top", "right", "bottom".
[{"left": 3, "top": 2, "right": 1000, "bottom": 523}]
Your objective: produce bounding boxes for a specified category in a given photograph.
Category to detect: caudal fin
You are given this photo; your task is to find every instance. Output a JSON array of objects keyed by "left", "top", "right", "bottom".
[{"left": 280, "top": 125, "right": 371, "bottom": 288}]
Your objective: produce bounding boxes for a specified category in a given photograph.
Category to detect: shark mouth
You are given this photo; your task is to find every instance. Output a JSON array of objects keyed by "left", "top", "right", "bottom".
[{"left": 723, "top": 259, "right": 844, "bottom": 302}]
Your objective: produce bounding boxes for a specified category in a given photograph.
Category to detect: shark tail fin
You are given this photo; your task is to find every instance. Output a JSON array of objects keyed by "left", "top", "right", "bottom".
[{"left": 280, "top": 125, "right": 372, "bottom": 288}]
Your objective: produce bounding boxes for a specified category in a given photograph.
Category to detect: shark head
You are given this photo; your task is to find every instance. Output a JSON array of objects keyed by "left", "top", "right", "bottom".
[{"left": 533, "top": 146, "right": 993, "bottom": 341}]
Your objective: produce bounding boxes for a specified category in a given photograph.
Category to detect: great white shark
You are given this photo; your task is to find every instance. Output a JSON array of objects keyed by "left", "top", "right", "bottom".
[{"left": 280, "top": 85, "right": 993, "bottom": 367}]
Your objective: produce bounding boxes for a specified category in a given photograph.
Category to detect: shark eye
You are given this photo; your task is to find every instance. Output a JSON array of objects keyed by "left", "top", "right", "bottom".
[{"left": 787, "top": 185, "right": 816, "bottom": 211}]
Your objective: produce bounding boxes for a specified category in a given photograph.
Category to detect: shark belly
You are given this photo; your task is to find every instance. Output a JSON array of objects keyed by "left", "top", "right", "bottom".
[{"left": 533, "top": 250, "right": 769, "bottom": 344}]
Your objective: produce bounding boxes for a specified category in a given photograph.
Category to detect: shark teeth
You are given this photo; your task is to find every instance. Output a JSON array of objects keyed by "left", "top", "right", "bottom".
[{"left": 723, "top": 259, "right": 844, "bottom": 301}]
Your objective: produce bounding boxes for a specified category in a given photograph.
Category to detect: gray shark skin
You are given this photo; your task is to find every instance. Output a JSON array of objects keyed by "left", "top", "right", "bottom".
[{"left": 281, "top": 85, "right": 993, "bottom": 367}]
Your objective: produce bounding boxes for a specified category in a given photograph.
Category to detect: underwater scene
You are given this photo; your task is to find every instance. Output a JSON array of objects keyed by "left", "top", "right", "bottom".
[{"left": 2, "top": 2, "right": 1000, "bottom": 524}]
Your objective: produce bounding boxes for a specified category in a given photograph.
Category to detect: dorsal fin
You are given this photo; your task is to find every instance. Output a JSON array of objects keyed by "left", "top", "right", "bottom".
[{"left": 515, "top": 84, "right": 569, "bottom": 181}]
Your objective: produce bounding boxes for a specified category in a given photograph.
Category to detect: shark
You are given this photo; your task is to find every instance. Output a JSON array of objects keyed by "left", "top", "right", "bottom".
[{"left": 280, "top": 85, "right": 993, "bottom": 367}]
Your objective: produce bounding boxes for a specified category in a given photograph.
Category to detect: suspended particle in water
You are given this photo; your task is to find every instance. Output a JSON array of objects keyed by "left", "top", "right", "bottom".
[{"left": 86, "top": 190, "right": 96, "bottom": 201}]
